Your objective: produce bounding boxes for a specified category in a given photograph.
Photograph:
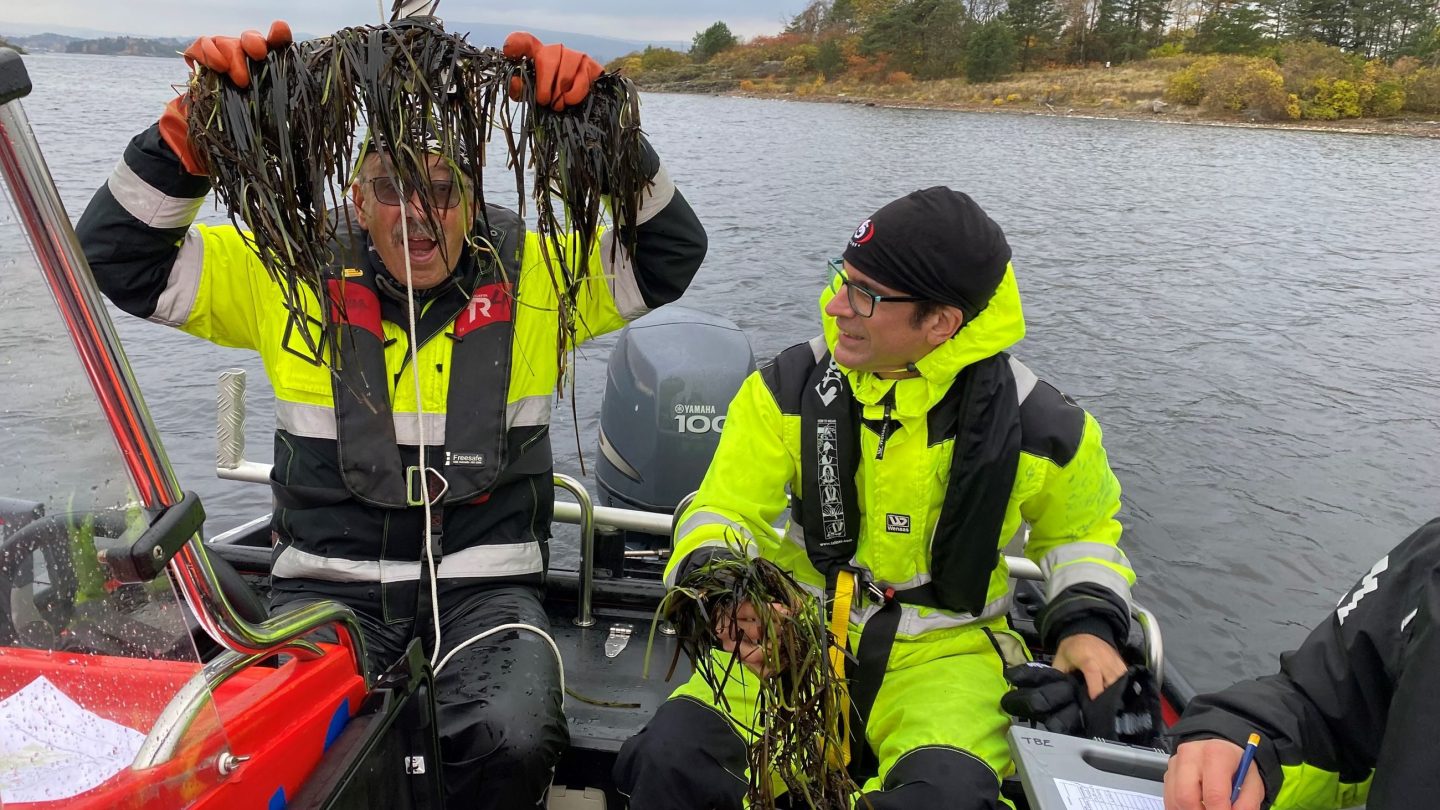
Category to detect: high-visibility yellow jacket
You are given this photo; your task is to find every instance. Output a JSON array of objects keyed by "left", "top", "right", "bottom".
[
  {"left": 669, "top": 266, "right": 1134, "bottom": 648},
  {"left": 79, "top": 124, "right": 706, "bottom": 614}
]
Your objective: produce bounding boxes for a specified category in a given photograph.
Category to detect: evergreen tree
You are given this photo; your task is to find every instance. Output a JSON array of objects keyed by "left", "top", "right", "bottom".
[
  {"left": 691, "top": 21, "right": 739, "bottom": 63},
  {"left": 863, "top": 0, "right": 970, "bottom": 78},
  {"left": 1193, "top": 3, "right": 1271, "bottom": 52},
  {"left": 1006, "top": 0, "right": 1065, "bottom": 68},
  {"left": 967, "top": 18, "right": 1020, "bottom": 80}
]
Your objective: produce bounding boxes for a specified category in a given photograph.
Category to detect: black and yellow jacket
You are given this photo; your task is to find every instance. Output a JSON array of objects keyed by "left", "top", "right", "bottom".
[
  {"left": 78, "top": 124, "right": 706, "bottom": 616},
  {"left": 668, "top": 264, "right": 1134, "bottom": 652},
  {"left": 1170, "top": 517, "right": 1440, "bottom": 809}
]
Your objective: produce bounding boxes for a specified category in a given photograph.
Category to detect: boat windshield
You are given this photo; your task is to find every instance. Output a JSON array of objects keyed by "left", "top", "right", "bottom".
[{"left": 0, "top": 122, "right": 230, "bottom": 806}]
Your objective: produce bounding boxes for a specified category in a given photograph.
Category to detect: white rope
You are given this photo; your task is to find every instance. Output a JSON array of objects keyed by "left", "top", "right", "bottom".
[
  {"left": 382, "top": 148, "right": 446, "bottom": 671},
  {"left": 434, "top": 622, "right": 566, "bottom": 697}
]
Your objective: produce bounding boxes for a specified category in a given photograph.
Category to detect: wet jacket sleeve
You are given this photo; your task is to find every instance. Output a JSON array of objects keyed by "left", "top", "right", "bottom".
[
  {"left": 564, "top": 136, "right": 707, "bottom": 347},
  {"left": 1167, "top": 518, "right": 1440, "bottom": 809},
  {"left": 1020, "top": 407, "right": 1135, "bottom": 649},
  {"left": 76, "top": 123, "right": 269, "bottom": 349},
  {"left": 665, "top": 371, "right": 791, "bottom": 588}
]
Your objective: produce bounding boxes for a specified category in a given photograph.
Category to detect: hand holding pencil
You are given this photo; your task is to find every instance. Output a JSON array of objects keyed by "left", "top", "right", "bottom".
[{"left": 1163, "top": 732, "right": 1264, "bottom": 810}]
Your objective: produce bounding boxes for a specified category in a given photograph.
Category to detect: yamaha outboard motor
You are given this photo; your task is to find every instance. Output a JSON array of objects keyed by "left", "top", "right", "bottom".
[{"left": 596, "top": 306, "right": 754, "bottom": 572}]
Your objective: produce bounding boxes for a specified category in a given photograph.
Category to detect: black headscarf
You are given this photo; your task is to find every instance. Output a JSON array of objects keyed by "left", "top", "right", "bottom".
[{"left": 842, "top": 186, "right": 1011, "bottom": 321}]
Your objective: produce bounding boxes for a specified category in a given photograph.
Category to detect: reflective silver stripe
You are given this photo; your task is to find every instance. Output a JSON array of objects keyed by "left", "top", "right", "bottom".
[
  {"left": 636, "top": 162, "right": 675, "bottom": 226},
  {"left": 1046, "top": 560, "right": 1134, "bottom": 609},
  {"left": 273, "top": 545, "right": 422, "bottom": 583},
  {"left": 275, "top": 400, "right": 338, "bottom": 439},
  {"left": 665, "top": 536, "right": 759, "bottom": 588},
  {"left": 1041, "top": 542, "right": 1134, "bottom": 606},
  {"left": 675, "top": 510, "right": 755, "bottom": 546},
  {"left": 272, "top": 541, "right": 544, "bottom": 583},
  {"left": 108, "top": 158, "right": 206, "bottom": 229},
  {"left": 508, "top": 395, "right": 552, "bottom": 429},
  {"left": 1008, "top": 356, "right": 1039, "bottom": 404},
  {"left": 668, "top": 512, "right": 759, "bottom": 589},
  {"left": 436, "top": 542, "right": 545, "bottom": 579},
  {"left": 599, "top": 229, "right": 648, "bottom": 320},
  {"left": 149, "top": 230, "right": 204, "bottom": 327},
  {"left": 394, "top": 412, "right": 448, "bottom": 446},
  {"left": 275, "top": 400, "right": 447, "bottom": 445},
  {"left": 852, "top": 592, "right": 1013, "bottom": 636}
]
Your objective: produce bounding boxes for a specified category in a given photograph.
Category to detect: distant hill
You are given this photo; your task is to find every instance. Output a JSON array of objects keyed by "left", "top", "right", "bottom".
[
  {"left": 1, "top": 21, "right": 687, "bottom": 63},
  {"left": 4, "top": 32, "right": 82, "bottom": 53},
  {"left": 66, "top": 36, "right": 189, "bottom": 58}
]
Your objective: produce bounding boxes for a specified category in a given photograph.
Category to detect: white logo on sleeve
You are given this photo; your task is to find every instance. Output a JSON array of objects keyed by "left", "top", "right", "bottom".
[
  {"left": 885, "top": 513, "right": 911, "bottom": 534},
  {"left": 1336, "top": 555, "right": 1389, "bottom": 625}
]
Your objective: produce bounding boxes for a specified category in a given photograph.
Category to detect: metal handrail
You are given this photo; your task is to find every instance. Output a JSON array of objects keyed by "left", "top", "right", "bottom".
[
  {"left": 0, "top": 66, "right": 370, "bottom": 690},
  {"left": 1134, "top": 602, "right": 1165, "bottom": 688},
  {"left": 133, "top": 640, "right": 323, "bottom": 768},
  {"left": 212, "top": 340, "right": 1162, "bottom": 682},
  {"left": 552, "top": 474, "right": 595, "bottom": 628}
]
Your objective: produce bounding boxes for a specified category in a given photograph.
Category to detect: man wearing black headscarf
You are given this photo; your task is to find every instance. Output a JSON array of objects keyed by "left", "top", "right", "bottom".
[{"left": 617, "top": 188, "right": 1137, "bottom": 808}]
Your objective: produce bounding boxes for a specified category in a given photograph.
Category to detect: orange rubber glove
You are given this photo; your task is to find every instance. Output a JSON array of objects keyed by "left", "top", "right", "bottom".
[
  {"left": 182, "top": 21, "right": 292, "bottom": 89},
  {"left": 503, "top": 32, "right": 603, "bottom": 112},
  {"left": 159, "top": 20, "right": 292, "bottom": 175}
]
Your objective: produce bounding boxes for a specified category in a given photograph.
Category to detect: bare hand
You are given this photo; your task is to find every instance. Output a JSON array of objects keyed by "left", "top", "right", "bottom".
[
  {"left": 1051, "top": 633, "right": 1127, "bottom": 700},
  {"left": 713, "top": 599, "right": 790, "bottom": 678},
  {"left": 1164, "top": 738, "right": 1263, "bottom": 810}
]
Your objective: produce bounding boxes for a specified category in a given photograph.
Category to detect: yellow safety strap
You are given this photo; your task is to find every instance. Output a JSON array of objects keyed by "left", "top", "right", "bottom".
[{"left": 827, "top": 570, "right": 856, "bottom": 768}]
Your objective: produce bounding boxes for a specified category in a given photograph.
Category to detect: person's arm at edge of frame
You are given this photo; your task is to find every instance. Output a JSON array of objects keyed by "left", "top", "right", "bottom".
[{"left": 1163, "top": 518, "right": 1440, "bottom": 810}]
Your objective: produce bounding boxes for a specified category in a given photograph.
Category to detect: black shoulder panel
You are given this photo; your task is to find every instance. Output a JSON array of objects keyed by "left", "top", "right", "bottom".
[
  {"left": 758, "top": 338, "right": 824, "bottom": 415},
  {"left": 1019, "top": 380, "right": 1086, "bottom": 467}
]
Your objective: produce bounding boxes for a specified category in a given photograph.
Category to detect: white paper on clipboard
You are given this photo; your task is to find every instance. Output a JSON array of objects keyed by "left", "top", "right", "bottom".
[
  {"left": 1053, "top": 777, "right": 1165, "bottom": 810},
  {"left": 0, "top": 675, "right": 145, "bottom": 802}
]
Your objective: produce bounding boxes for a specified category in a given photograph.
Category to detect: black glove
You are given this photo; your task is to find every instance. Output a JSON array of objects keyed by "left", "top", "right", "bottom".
[
  {"left": 1003, "top": 663, "right": 1164, "bottom": 748},
  {"left": 1001, "top": 662, "right": 1085, "bottom": 735},
  {"left": 1081, "top": 665, "right": 1163, "bottom": 747}
]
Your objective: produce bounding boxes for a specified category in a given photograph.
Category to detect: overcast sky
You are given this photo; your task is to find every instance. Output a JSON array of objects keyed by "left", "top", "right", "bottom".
[{"left": 3, "top": 0, "right": 801, "bottom": 43}]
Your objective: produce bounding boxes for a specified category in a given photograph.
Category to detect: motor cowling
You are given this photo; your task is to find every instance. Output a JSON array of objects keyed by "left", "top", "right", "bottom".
[{"left": 596, "top": 306, "right": 754, "bottom": 516}]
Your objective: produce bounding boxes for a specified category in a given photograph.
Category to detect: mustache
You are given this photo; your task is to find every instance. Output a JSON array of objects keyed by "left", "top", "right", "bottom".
[{"left": 390, "top": 219, "right": 437, "bottom": 242}]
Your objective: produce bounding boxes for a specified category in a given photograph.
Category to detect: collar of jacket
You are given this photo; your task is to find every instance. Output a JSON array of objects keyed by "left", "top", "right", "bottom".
[{"left": 819, "top": 262, "right": 1026, "bottom": 418}]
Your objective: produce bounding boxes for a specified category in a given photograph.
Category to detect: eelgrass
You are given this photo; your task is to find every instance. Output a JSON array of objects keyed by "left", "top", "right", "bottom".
[
  {"left": 185, "top": 13, "right": 647, "bottom": 378},
  {"left": 651, "top": 545, "right": 864, "bottom": 808}
]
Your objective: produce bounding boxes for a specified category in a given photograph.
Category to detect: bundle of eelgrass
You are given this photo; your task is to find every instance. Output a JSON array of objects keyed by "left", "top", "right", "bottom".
[
  {"left": 655, "top": 550, "right": 865, "bottom": 809},
  {"left": 185, "top": 13, "right": 646, "bottom": 376}
]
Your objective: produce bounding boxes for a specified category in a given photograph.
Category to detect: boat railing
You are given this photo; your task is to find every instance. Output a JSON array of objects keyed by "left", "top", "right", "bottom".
[{"left": 215, "top": 369, "right": 1165, "bottom": 683}]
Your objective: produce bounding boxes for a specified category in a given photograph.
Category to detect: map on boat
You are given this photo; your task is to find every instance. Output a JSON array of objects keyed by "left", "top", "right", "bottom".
[
  {"left": 0, "top": 675, "right": 145, "bottom": 802},
  {"left": 1053, "top": 778, "right": 1163, "bottom": 810}
]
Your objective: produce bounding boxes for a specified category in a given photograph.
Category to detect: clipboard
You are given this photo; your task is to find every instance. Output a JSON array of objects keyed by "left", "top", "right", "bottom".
[{"left": 1007, "top": 725, "right": 1169, "bottom": 810}]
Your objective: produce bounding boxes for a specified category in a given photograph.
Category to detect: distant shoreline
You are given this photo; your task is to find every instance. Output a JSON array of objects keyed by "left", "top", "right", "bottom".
[{"left": 650, "top": 86, "right": 1440, "bottom": 140}]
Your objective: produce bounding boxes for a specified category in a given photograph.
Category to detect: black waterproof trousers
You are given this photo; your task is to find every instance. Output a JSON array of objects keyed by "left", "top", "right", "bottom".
[{"left": 276, "top": 584, "right": 568, "bottom": 809}]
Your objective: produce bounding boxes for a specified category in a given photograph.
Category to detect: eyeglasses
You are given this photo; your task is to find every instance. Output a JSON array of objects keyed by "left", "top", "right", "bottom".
[
  {"left": 368, "top": 176, "right": 462, "bottom": 210},
  {"left": 826, "top": 258, "right": 925, "bottom": 318}
]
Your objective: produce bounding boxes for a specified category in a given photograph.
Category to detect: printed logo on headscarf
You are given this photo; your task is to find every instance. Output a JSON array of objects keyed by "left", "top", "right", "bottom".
[{"left": 850, "top": 218, "right": 874, "bottom": 247}]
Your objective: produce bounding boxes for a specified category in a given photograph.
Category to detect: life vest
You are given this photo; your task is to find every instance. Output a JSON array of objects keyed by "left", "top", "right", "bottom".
[{"left": 779, "top": 341, "right": 1026, "bottom": 615}]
